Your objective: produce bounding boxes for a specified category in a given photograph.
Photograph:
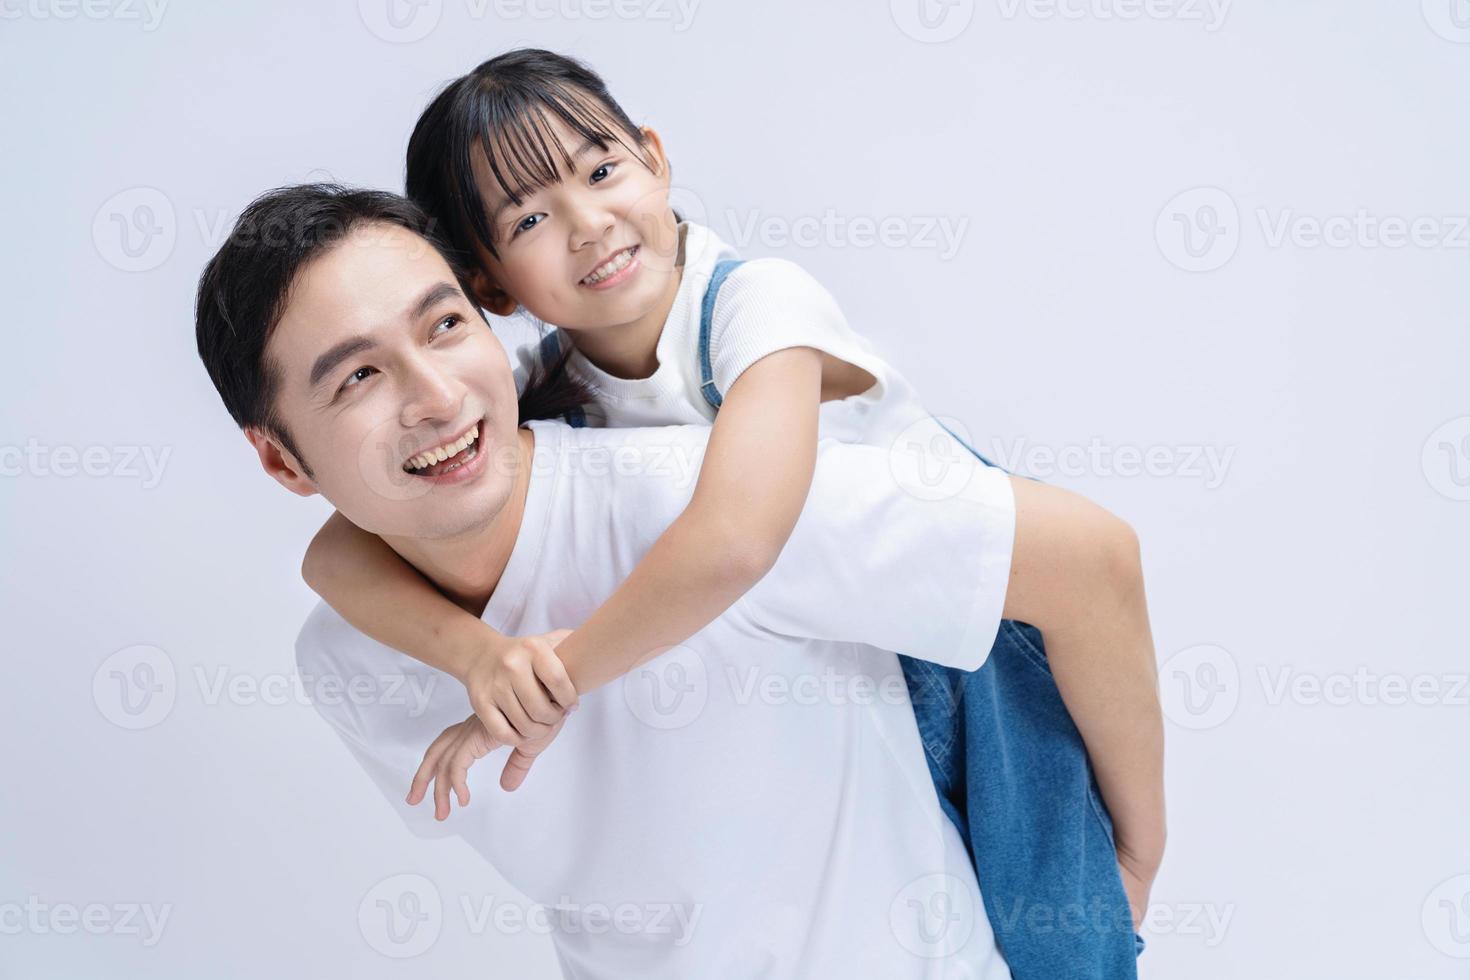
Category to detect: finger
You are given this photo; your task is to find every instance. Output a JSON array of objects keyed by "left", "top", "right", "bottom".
[
  {"left": 408, "top": 723, "right": 465, "bottom": 805},
  {"left": 498, "top": 683, "right": 550, "bottom": 739},
  {"left": 477, "top": 705, "right": 522, "bottom": 749},
  {"left": 500, "top": 747, "right": 536, "bottom": 792},
  {"left": 450, "top": 745, "right": 472, "bottom": 808},
  {"left": 512, "top": 668, "right": 562, "bottom": 726},
  {"left": 433, "top": 747, "right": 456, "bottom": 821},
  {"left": 500, "top": 715, "right": 566, "bottom": 792},
  {"left": 533, "top": 647, "right": 580, "bottom": 711}
]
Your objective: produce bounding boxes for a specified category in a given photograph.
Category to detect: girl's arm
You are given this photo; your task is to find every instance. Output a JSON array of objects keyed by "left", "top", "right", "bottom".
[
  {"left": 301, "top": 512, "right": 578, "bottom": 742},
  {"left": 550, "top": 345, "right": 826, "bottom": 695},
  {"left": 1002, "top": 478, "right": 1167, "bottom": 924}
]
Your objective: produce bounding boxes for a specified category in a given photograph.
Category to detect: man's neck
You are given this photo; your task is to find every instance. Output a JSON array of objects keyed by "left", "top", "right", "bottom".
[{"left": 383, "top": 426, "right": 536, "bottom": 618}]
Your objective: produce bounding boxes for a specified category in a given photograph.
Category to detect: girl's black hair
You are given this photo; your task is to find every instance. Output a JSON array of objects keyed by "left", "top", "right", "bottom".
[
  {"left": 194, "top": 183, "right": 591, "bottom": 476},
  {"left": 405, "top": 47, "right": 664, "bottom": 265}
]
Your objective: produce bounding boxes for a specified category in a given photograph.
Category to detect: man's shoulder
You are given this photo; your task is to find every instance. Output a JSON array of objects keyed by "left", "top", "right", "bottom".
[
  {"left": 526, "top": 418, "right": 712, "bottom": 460},
  {"left": 293, "top": 600, "right": 358, "bottom": 683}
]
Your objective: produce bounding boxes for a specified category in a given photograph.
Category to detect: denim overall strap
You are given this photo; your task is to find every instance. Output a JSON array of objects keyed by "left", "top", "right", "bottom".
[
  {"left": 537, "top": 329, "right": 586, "bottom": 428},
  {"left": 697, "top": 259, "right": 746, "bottom": 411}
]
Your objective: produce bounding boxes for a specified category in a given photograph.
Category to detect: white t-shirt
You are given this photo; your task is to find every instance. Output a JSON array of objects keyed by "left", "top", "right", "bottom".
[
  {"left": 296, "top": 421, "right": 1016, "bottom": 980},
  {"left": 511, "top": 221, "right": 935, "bottom": 449}
]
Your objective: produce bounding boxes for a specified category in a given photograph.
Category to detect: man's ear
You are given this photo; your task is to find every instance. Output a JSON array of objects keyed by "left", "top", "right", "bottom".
[
  {"left": 470, "top": 269, "right": 519, "bottom": 317},
  {"left": 244, "top": 428, "right": 316, "bottom": 497}
]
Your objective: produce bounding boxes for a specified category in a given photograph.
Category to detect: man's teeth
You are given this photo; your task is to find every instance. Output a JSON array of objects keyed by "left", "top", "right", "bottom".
[
  {"left": 582, "top": 247, "right": 635, "bottom": 284},
  {"left": 405, "top": 425, "right": 478, "bottom": 472}
]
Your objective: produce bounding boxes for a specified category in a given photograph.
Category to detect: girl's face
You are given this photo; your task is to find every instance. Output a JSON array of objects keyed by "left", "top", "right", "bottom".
[{"left": 470, "top": 113, "right": 681, "bottom": 334}]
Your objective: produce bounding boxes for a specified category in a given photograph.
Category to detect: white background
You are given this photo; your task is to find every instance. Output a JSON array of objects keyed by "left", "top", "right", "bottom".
[{"left": 2, "top": 1, "right": 1466, "bottom": 977}]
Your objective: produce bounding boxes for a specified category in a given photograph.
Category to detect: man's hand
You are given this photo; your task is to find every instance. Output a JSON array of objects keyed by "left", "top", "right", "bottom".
[
  {"left": 461, "top": 628, "right": 578, "bottom": 748},
  {"left": 406, "top": 711, "right": 568, "bottom": 819}
]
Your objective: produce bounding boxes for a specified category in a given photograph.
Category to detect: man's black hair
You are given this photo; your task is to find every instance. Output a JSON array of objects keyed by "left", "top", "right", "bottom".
[{"left": 194, "top": 182, "right": 590, "bottom": 477}]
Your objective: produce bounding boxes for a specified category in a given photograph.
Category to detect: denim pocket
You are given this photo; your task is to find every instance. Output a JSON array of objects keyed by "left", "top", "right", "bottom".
[{"left": 1001, "top": 620, "right": 1053, "bottom": 679}]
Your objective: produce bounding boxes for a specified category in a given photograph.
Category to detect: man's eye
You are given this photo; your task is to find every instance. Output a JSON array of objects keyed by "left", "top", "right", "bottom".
[
  {"left": 340, "top": 366, "right": 376, "bottom": 392},
  {"left": 590, "top": 163, "right": 616, "bottom": 184},
  {"left": 431, "top": 313, "right": 463, "bottom": 338}
]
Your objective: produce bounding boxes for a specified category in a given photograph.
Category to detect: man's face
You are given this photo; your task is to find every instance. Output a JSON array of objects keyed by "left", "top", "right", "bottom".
[
  {"left": 260, "top": 222, "right": 521, "bottom": 541},
  {"left": 471, "top": 114, "right": 681, "bottom": 331}
]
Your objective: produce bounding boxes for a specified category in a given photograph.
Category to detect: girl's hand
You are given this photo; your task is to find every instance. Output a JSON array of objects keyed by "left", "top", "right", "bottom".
[
  {"left": 406, "top": 711, "right": 568, "bottom": 819},
  {"left": 462, "top": 629, "right": 579, "bottom": 747},
  {"left": 1117, "top": 852, "right": 1158, "bottom": 932}
]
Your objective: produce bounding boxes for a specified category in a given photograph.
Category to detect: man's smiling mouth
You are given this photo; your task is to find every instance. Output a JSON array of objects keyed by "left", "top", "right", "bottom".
[{"left": 403, "top": 420, "right": 481, "bottom": 476}]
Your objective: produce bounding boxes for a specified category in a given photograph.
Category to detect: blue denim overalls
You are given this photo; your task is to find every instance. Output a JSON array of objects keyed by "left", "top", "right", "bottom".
[{"left": 542, "top": 260, "right": 1146, "bottom": 977}]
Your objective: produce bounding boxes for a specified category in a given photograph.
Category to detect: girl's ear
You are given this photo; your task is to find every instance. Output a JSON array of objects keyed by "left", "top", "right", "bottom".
[
  {"left": 470, "top": 269, "right": 518, "bottom": 317},
  {"left": 638, "top": 126, "right": 670, "bottom": 178}
]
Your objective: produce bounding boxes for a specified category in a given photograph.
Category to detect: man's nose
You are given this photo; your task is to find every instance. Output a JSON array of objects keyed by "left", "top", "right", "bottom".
[{"left": 400, "top": 356, "right": 465, "bottom": 427}]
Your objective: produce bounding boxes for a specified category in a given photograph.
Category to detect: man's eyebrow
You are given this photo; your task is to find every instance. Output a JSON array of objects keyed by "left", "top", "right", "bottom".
[
  {"left": 410, "top": 281, "right": 464, "bottom": 321},
  {"left": 486, "top": 136, "right": 607, "bottom": 226},
  {"left": 306, "top": 282, "right": 464, "bottom": 390},
  {"left": 308, "top": 335, "right": 376, "bottom": 390}
]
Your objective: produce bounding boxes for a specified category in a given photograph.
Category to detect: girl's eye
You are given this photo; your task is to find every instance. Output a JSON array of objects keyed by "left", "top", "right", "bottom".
[
  {"left": 590, "top": 163, "right": 616, "bottom": 184},
  {"left": 514, "top": 214, "right": 543, "bottom": 236},
  {"left": 430, "top": 313, "right": 462, "bottom": 338},
  {"left": 340, "top": 366, "right": 376, "bottom": 392}
]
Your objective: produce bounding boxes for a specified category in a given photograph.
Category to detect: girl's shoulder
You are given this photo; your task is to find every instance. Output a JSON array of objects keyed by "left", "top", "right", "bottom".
[{"left": 710, "top": 256, "right": 845, "bottom": 329}]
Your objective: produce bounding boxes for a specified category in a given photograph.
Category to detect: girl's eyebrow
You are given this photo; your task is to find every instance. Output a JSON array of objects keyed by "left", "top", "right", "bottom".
[{"left": 486, "top": 136, "right": 608, "bottom": 226}]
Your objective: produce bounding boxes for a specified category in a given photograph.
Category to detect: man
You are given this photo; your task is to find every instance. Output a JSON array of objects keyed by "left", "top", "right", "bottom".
[{"left": 195, "top": 184, "right": 1152, "bottom": 978}]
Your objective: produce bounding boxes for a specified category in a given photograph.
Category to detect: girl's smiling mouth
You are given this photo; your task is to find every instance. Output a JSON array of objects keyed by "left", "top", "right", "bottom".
[{"left": 579, "top": 245, "right": 640, "bottom": 289}]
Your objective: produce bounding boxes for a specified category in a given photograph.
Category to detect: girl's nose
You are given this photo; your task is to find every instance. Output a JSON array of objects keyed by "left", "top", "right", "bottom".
[{"left": 568, "top": 199, "right": 616, "bottom": 251}]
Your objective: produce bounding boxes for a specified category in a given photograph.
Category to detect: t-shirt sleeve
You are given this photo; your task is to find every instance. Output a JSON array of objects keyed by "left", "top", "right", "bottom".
[
  {"left": 736, "top": 424, "right": 1015, "bottom": 671},
  {"left": 294, "top": 604, "right": 458, "bottom": 841},
  {"left": 706, "top": 257, "right": 889, "bottom": 398}
]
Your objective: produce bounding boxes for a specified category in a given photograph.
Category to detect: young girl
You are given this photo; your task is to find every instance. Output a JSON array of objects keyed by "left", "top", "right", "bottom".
[{"left": 303, "top": 48, "right": 1162, "bottom": 971}]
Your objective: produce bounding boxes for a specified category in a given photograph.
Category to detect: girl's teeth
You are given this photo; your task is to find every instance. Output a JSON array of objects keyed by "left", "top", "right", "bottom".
[{"left": 583, "top": 247, "right": 634, "bottom": 284}]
